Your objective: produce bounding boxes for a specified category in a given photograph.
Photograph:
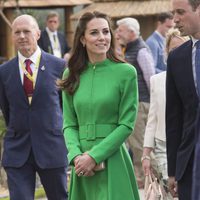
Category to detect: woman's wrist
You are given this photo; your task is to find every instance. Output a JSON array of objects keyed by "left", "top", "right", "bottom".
[{"left": 141, "top": 155, "right": 151, "bottom": 162}]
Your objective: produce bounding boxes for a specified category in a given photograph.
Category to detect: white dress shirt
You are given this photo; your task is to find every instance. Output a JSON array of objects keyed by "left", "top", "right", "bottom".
[{"left": 18, "top": 46, "right": 41, "bottom": 84}]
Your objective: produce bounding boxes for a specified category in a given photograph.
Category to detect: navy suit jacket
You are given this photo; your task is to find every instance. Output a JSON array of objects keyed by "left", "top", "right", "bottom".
[
  {"left": 38, "top": 30, "right": 70, "bottom": 57},
  {"left": 0, "top": 51, "right": 68, "bottom": 169},
  {"left": 166, "top": 40, "right": 198, "bottom": 181},
  {"left": 193, "top": 104, "right": 200, "bottom": 200}
]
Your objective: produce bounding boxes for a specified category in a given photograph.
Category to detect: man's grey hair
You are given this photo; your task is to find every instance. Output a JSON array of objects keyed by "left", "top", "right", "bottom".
[
  {"left": 116, "top": 17, "right": 140, "bottom": 37},
  {"left": 189, "top": 0, "right": 200, "bottom": 10},
  {"left": 12, "top": 14, "right": 39, "bottom": 30}
]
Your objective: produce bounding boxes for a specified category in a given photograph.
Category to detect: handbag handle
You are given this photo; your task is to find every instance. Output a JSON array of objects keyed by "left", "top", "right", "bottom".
[{"left": 145, "top": 173, "right": 162, "bottom": 200}]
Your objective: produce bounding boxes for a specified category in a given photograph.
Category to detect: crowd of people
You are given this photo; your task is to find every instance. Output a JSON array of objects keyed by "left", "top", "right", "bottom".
[{"left": 1, "top": 0, "right": 200, "bottom": 200}]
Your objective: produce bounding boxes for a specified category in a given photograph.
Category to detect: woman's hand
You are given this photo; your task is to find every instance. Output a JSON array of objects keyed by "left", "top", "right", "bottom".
[
  {"left": 74, "top": 153, "right": 96, "bottom": 177},
  {"left": 73, "top": 155, "right": 82, "bottom": 166},
  {"left": 142, "top": 156, "right": 151, "bottom": 176},
  {"left": 142, "top": 148, "right": 152, "bottom": 176}
]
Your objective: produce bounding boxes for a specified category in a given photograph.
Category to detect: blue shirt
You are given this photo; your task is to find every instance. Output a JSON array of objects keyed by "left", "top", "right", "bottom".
[{"left": 146, "top": 31, "right": 166, "bottom": 73}]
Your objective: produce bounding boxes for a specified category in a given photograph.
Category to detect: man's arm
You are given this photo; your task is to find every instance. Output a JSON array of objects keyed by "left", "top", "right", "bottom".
[
  {"left": 166, "top": 52, "right": 183, "bottom": 176},
  {"left": 0, "top": 67, "right": 9, "bottom": 126},
  {"left": 146, "top": 38, "right": 158, "bottom": 69},
  {"left": 137, "top": 48, "right": 155, "bottom": 91}
]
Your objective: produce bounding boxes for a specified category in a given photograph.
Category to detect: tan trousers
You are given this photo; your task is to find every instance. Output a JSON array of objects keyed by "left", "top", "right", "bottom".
[{"left": 127, "top": 102, "right": 149, "bottom": 187}]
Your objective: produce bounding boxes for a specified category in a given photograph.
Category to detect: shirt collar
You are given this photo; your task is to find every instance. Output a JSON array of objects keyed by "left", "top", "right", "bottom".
[
  {"left": 46, "top": 27, "right": 57, "bottom": 36},
  {"left": 191, "top": 36, "right": 199, "bottom": 48},
  {"left": 18, "top": 46, "right": 41, "bottom": 64},
  {"left": 155, "top": 30, "right": 165, "bottom": 41}
]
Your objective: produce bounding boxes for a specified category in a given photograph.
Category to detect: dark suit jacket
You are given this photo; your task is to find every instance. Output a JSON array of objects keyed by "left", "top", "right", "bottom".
[
  {"left": 0, "top": 51, "right": 68, "bottom": 169},
  {"left": 192, "top": 104, "right": 200, "bottom": 200},
  {"left": 166, "top": 40, "right": 198, "bottom": 181},
  {"left": 38, "top": 30, "right": 70, "bottom": 57}
]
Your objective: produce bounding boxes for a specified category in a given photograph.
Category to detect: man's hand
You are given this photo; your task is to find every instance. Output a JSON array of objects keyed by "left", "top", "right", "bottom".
[{"left": 168, "top": 176, "right": 178, "bottom": 197}]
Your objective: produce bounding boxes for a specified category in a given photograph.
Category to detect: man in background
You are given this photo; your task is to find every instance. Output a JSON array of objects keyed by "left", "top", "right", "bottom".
[
  {"left": 116, "top": 17, "right": 155, "bottom": 188},
  {"left": 146, "top": 12, "right": 174, "bottom": 73},
  {"left": 38, "top": 11, "right": 70, "bottom": 59}
]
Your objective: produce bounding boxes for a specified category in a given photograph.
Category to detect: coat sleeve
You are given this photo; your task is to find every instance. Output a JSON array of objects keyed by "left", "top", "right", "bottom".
[
  {"left": 88, "top": 66, "right": 138, "bottom": 164},
  {"left": 143, "top": 75, "right": 157, "bottom": 148},
  {"left": 62, "top": 70, "right": 82, "bottom": 164},
  {"left": 0, "top": 67, "right": 9, "bottom": 126}
]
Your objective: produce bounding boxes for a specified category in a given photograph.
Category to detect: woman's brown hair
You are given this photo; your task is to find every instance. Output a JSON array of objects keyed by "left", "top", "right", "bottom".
[{"left": 59, "top": 11, "right": 124, "bottom": 95}]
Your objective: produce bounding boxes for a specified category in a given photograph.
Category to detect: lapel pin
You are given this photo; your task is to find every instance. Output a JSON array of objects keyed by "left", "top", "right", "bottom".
[{"left": 41, "top": 65, "right": 45, "bottom": 71}]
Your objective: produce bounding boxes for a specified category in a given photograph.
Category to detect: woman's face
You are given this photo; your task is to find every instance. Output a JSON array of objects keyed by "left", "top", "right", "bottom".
[
  {"left": 168, "top": 36, "right": 186, "bottom": 52},
  {"left": 81, "top": 18, "right": 111, "bottom": 63}
]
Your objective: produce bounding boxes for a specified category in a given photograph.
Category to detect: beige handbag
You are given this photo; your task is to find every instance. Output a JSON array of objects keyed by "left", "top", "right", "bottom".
[{"left": 144, "top": 173, "right": 164, "bottom": 200}]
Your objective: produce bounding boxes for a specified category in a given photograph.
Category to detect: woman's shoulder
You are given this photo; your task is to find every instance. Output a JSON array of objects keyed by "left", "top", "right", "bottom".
[{"left": 110, "top": 61, "right": 137, "bottom": 76}]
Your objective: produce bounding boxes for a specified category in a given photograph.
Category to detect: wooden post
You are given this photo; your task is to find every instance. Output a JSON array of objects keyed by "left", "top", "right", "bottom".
[
  {"left": 5, "top": 9, "right": 15, "bottom": 59},
  {"left": 64, "top": 7, "right": 74, "bottom": 47},
  {"left": 139, "top": 16, "right": 157, "bottom": 40}
]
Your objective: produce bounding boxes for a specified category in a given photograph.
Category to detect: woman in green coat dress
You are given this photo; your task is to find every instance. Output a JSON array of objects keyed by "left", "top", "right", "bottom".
[{"left": 60, "top": 11, "right": 140, "bottom": 200}]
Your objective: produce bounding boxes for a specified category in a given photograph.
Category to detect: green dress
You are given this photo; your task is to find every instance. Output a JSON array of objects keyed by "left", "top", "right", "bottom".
[{"left": 62, "top": 59, "right": 140, "bottom": 200}]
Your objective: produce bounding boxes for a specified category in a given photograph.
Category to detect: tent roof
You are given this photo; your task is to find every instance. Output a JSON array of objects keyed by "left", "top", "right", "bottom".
[
  {"left": 71, "top": 0, "right": 172, "bottom": 19},
  {"left": 3, "top": 0, "right": 92, "bottom": 8}
]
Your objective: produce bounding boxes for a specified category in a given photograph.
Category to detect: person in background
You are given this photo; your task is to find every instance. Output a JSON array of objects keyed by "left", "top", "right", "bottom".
[
  {"left": 38, "top": 11, "right": 70, "bottom": 60},
  {"left": 114, "top": 28, "right": 125, "bottom": 59},
  {"left": 166, "top": 0, "right": 200, "bottom": 199},
  {"left": 59, "top": 11, "right": 140, "bottom": 200},
  {"left": 142, "top": 29, "right": 189, "bottom": 195},
  {"left": 0, "top": 14, "right": 68, "bottom": 200},
  {"left": 116, "top": 17, "right": 155, "bottom": 188},
  {"left": 146, "top": 12, "right": 174, "bottom": 73}
]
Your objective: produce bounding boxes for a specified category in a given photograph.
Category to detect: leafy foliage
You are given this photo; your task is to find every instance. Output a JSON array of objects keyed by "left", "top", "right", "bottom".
[{"left": 0, "top": 114, "right": 6, "bottom": 138}]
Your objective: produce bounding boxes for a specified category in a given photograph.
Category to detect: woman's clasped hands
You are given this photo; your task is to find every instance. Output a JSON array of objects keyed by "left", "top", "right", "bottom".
[{"left": 74, "top": 153, "right": 96, "bottom": 177}]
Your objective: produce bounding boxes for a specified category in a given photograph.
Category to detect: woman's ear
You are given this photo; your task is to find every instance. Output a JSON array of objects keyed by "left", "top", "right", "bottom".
[{"left": 80, "top": 36, "right": 86, "bottom": 47}]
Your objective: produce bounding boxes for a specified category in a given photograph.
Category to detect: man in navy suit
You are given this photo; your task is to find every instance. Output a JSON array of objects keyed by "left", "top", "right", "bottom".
[
  {"left": 38, "top": 11, "right": 70, "bottom": 59},
  {"left": 0, "top": 14, "right": 68, "bottom": 200},
  {"left": 166, "top": 0, "right": 200, "bottom": 199}
]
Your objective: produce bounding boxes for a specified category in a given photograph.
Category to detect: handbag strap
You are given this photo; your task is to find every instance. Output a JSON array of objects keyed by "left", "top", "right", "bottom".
[{"left": 149, "top": 173, "right": 161, "bottom": 197}]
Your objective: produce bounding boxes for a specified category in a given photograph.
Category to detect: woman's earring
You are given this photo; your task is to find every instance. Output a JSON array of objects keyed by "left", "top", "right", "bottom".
[{"left": 83, "top": 43, "right": 85, "bottom": 47}]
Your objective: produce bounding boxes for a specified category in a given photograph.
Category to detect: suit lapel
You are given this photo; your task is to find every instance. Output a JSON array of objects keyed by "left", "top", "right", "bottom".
[
  {"left": 57, "top": 33, "right": 63, "bottom": 56},
  {"left": 44, "top": 30, "right": 53, "bottom": 54},
  {"left": 182, "top": 40, "right": 198, "bottom": 97},
  {"left": 31, "top": 52, "right": 46, "bottom": 104},
  {"left": 11, "top": 57, "right": 29, "bottom": 105}
]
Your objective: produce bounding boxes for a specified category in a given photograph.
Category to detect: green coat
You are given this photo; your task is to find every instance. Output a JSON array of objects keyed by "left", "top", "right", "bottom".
[{"left": 63, "top": 59, "right": 140, "bottom": 200}]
